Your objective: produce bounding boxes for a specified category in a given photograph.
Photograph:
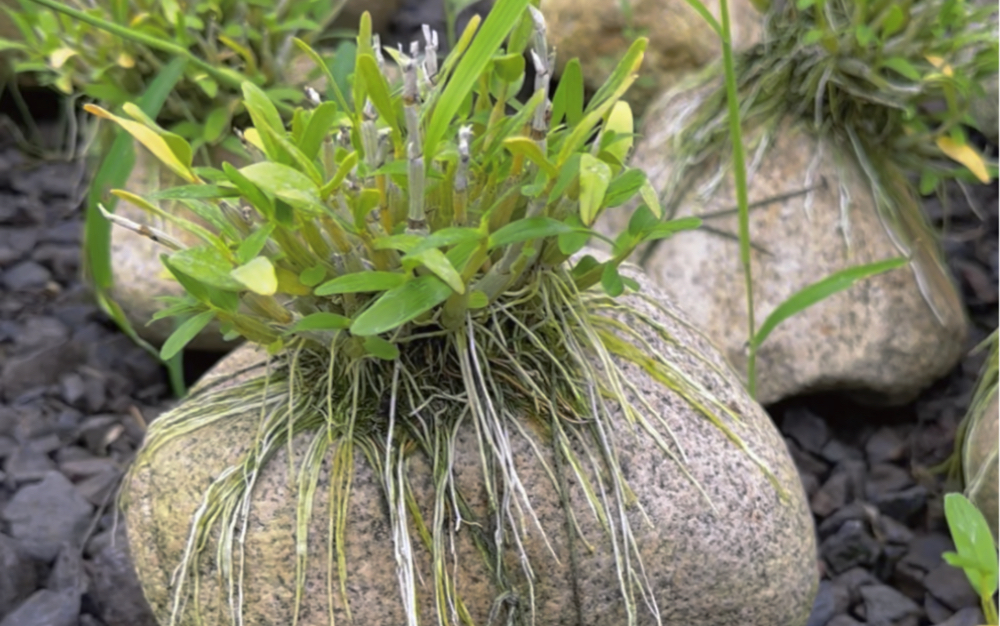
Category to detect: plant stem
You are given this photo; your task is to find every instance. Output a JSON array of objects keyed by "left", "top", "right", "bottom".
[{"left": 718, "top": 0, "right": 757, "bottom": 397}]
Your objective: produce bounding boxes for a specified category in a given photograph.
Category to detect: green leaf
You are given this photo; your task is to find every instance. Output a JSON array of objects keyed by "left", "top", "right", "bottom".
[
  {"left": 160, "top": 310, "right": 215, "bottom": 360},
  {"left": 468, "top": 290, "right": 489, "bottom": 308},
  {"left": 423, "top": 0, "right": 530, "bottom": 166},
  {"left": 678, "top": 0, "right": 722, "bottom": 37},
  {"left": 299, "top": 265, "right": 327, "bottom": 287},
  {"left": 558, "top": 215, "right": 591, "bottom": 255},
  {"left": 943, "top": 493, "right": 999, "bottom": 597},
  {"left": 751, "top": 258, "right": 907, "bottom": 350},
  {"left": 601, "top": 262, "right": 624, "bottom": 297},
  {"left": 236, "top": 224, "right": 275, "bottom": 265},
  {"left": 493, "top": 52, "right": 526, "bottom": 82},
  {"left": 405, "top": 227, "right": 485, "bottom": 257},
  {"left": 604, "top": 168, "right": 647, "bottom": 208},
  {"left": 881, "top": 5, "right": 906, "bottom": 39},
  {"left": 403, "top": 248, "right": 466, "bottom": 294},
  {"left": 628, "top": 203, "right": 659, "bottom": 236},
  {"left": 242, "top": 82, "right": 289, "bottom": 163},
  {"left": 579, "top": 154, "right": 613, "bottom": 225},
  {"left": 489, "top": 216, "right": 575, "bottom": 249},
  {"left": 292, "top": 37, "right": 351, "bottom": 113},
  {"left": 147, "top": 185, "right": 240, "bottom": 201},
  {"left": 503, "top": 137, "right": 558, "bottom": 178},
  {"left": 363, "top": 336, "right": 400, "bottom": 360},
  {"left": 350, "top": 274, "right": 452, "bottom": 336},
  {"left": 639, "top": 216, "right": 702, "bottom": 241},
  {"left": 585, "top": 37, "right": 647, "bottom": 116},
  {"left": 803, "top": 29, "right": 824, "bottom": 45},
  {"left": 551, "top": 58, "right": 583, "bottom": 128},
  {"left": 169, "top": 246, "right": 243, "bottom": 291},
  {"left": 231, "top": 257, "right": 277, "bottom": 295},
  {"left": 855, "top": 24, "right": 875, "bottom": 47},
  {"left": 352, "top": 188, "right": 382, "bottom": 227},
  {"left": 919, "top": 171, "right": 940, "bottom": 196},
  {"left": 357, "top": 53, "right": 400, "bottom": 141},
  {"left": 203, "top": 106, "right": 230, "bottom": 144},
  {"left": 315, "top": 271, "right": 408, "bottom": 295},
  {"left": 299, "top": 101, "right": 339, "bottom": 160},
  {"left": 239, "top": 162, "right": 323, "bottom": 212},
  {"left": 289, "top": 312, "right": 351, "bottom": 332},
  {"left": 882, "top": 56, "right": 921, "bottom": 81},
  {"left": 223, "top": 162, "right": 275, "bottom": 219}
]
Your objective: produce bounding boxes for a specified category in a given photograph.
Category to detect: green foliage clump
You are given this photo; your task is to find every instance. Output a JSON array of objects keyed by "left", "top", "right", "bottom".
[
  {"left": 655, "top": 0, "right": 997, "bottom": 336},
  {"left": 93, "top": 1, "right": 692, "bottom": 361},
  {"left": 4, "top": 0, "right": 347, "bottom": 147}
]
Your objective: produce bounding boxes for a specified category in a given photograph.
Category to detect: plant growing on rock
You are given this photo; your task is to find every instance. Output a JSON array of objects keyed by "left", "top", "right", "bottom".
[
  {"left": 8, "top": 0, "right": 353, "bottom": 151},
  {"left": 86, "top": 1, "right": 814, "bottom": 624},
  {"left": 636, "top": 0, "right": 997, "bottom": 397}
]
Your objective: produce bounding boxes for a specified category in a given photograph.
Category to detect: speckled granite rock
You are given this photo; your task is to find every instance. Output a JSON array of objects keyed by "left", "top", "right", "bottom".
[
  {"left": 599, "top": 87, "right": 968, "bottom": 405},
  {"left": 542, "top": 0, "right": 762, "bottom": 119},
  {"left": 108, "top": 146, "right": 239, "bottom": 352},
  {"left": 124, "top": 275, "right": 818, "bottom": 626},
  {"left": 963, "top": 389, "right": 998, "bottom": 540}
]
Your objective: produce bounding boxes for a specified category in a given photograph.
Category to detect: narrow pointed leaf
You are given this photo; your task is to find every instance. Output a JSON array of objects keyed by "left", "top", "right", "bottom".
[
  {"left": 503, "top": 137, "right": 558, "bottom": 178},
  {"left": 350, "top": 275, "right": 452, "bottom": 336},
  {"left": 363, "top": 336, "right": 400, "bottom": 360},
  {"left": 937, "top": 136, "right": 991, "bottom": 183},
  {"left": 424, "top": 0, "right": 530, "bottom": 166},
  {"left": 84, "top": 104, "right": 197, "bottom": 183},
  {"left": 161, "top": 310, "right": 215, "bottom": 360},
  {"left": 752, "top": 258, "right": 907, "bottom": 349},
  {"left": 315, "top": 271, "right": 408, "bottom": 295},
  {"left": 231, "top": 257, "right": 277, "bottom": 295},
  {"left": 488, "top": 216, "right": 575, "bottom": 249},
  {"left": 579, "top": 154, "right": 612, "bottom": 225},
  {"left": 290, "top": 312, "right": 351, "bottom": 332}
]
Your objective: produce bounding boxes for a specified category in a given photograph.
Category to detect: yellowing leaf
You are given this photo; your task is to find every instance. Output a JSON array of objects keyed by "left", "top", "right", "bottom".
[
  {"left": 116, "top": 52, "right": 135, "bottom": 68},
  {"left": 50, "top": 47, "right": 76, "bottom": 69},
  {"left": 84, "top": 104, "right": 198, "bottom": 183},
  {"left": 231, "top": 256, "right": 278, "bottom": 295},
  {"left": 925, "top": 55, "right": 945, "bottom": 68},
  {"left": 243, "top": 128, "right": 266, "bottom": 153},
  {"left": 604, "top": 101, "right": 634, "bottom": 165},
  {"left": 937, "top": 136, "right": 991, "bottom": 183}
]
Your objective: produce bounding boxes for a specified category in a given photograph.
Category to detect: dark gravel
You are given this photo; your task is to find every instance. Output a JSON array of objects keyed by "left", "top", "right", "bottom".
[{"left": 0, "top": 7, "right": 996, "bottom": 623}]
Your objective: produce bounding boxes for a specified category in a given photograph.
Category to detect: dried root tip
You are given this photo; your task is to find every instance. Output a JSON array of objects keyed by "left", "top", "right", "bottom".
[
  {"left": 304, "top": 86, "right": 322, "bottom": 107},
  {"left": 454, "top": 126, "right": 472, "bottom": 226},
  {"left": 402, "top": 58, "right": 420, "bottom": 106},
  {"left": 98, "top": 204, "right": 184, "bottom": 250},
  {"left": 421, "top": 24, "right": 439, "bottom": 84},
  {"left": 455, "top": 126, "right": 472, "bottom": 193},
  {"left": 220, "top": 200, "right": 253, "bottom": 236},
  {"left": 528, "top": 5, "right": 548, "bottom": 62},
  {"left": 530, "top": 50, "right": 554, "bottom": 141},
  {"left": 234, "top": 128, "right": 266, "bottom": 162}
]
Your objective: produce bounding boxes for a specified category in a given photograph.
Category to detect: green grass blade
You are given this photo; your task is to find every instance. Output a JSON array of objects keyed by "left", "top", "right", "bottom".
[
  {"left": 85, "top": 57, "right": 187, "bottom": 290},
  {"left": 84, "top": 57, "right": 188, "bottom": 397},
  {"left": 423, "top": 0, "right": 529, "bottom": 168},
  {"left": 751, "top": 257, "right": 906, "bottom": 350}
]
